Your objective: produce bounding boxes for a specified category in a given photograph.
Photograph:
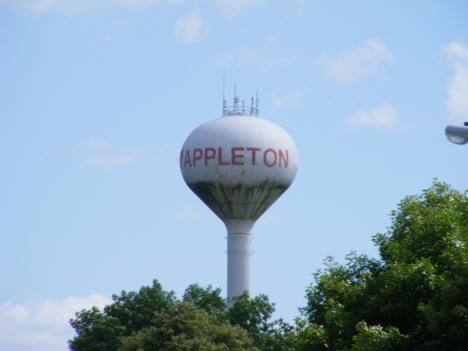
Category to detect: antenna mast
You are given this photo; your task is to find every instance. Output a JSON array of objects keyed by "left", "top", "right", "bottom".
[
  {"left": 222, "top": 82, "right": 259, "bottom": 117},
  {"left": 223, "top": 70, "right": 226, "bottom": 115}
]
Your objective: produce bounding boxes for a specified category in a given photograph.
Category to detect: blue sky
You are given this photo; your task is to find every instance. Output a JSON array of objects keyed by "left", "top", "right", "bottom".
[{"left": 1, "top": 1, "right": 468, "bottom": 350}]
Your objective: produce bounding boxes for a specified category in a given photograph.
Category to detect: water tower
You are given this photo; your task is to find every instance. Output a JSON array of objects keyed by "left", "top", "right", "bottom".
[{"left": 180, "top": 93, "right": 298, "bottom": 303}]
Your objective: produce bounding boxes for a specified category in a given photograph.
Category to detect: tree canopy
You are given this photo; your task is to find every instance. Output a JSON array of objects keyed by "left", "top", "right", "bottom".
[
  {"left": 69, "top": 282, "right": 289, "bottom": 351},
  {"left": 118, "top": 301, "right": 258, "bottom": 351},
  {"left": 69, "top": 280, "right": 176, "bottom": 351},
  {"left": 295, "top": 179, "right": 468, "bottom": 351}
]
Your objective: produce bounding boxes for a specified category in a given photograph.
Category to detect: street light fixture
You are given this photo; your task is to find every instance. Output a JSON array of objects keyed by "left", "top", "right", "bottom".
[{"left": 445, "top": 122, "right": 468, "bottom": 145}]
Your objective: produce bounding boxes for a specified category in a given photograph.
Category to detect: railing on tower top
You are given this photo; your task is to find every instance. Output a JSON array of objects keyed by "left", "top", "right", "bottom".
[{"left": 223, "top": 96, "right": 259, "bottom": 117}]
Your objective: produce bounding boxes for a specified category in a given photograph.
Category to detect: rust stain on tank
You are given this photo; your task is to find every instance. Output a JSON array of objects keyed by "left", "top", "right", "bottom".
[
  {"left": 240, "top": 170, "right": 247, "bottom": 176},
  {"left": 187, "top": 180, "right": 289, "bottom": 221}
]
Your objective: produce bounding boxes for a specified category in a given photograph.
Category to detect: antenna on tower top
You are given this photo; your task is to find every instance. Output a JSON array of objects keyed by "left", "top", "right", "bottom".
[
  {"left": 222, "top": 82, "right": 259, "bottom": 117},
  {"left": 222, "top": 70, "right": 226, "bottom": 114}
]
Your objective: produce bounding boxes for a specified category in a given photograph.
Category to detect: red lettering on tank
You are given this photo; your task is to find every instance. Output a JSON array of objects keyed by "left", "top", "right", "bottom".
[
  {"left": 279, "top": 150, "right": 288, "bottom": 168},
  {"left": 231, "top": 147, "right": 245, "bottom": 165},
  {"left": 184, "top": 150, "right": 192, "bottom": 167},
  {"left": 193, "top": 148, "right": 203, "bottom": 166},
  {"left": 218, "top": 147, "right": 230, "bottom": 165},
  {"left": 247, "top": 147, "right": 261, "bottom": 165},
  {"left": 264, "top": 148, "right": 277, "bottom": 168},
  {"left": 204, "top": 148, "right": 216, "bottom": 165},
  {"left": 183, "top": 147, "right": 288, "bottom": 168}
]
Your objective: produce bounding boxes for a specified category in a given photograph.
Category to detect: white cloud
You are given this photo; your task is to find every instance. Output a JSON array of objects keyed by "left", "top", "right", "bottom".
[
  {"left": 342, "top": 102, "right": 414, "bottom": 131},
  {"left": 48, "top": 138, "right": 142, "bottom": 169},
  {"left": 76, "top": 138, "right": 111, "bottom": 152},
  {"left": 316, "top": 39, "right": 394, "bottom": 84},
  {"left": 0, "top": 294, "right": 112, "bottom": 351},
  {"left": 441, "top": 42, "right": 468, "bottom": 122},
  {"left": 210, "top": 0, "right": 309, "bottom": 17},
  {"left": 266, "top": 34, "right": 277, "bottom": 45},
  {"left": 0, "top": 0, "right": 161, "bottom": 15},
  {"left": 76, "top": 138, "right": 142, "bottom": 169},
  {"left": 82, "top": 151, "right": 142, "bottom": 168},
  {"left": 218, "top": 35, "right": 302, "bottom": 71},
  {"left": 1, "top": 0, "right": 307, "bottom": 17},
  {"left": 209, "top": 0, "right": 265, "bottom": 17},
  {"left": 172, "top": 11, "right": 205, "bottom": 43},
  {"left": 442, "top": 42, "right": 468, "bottom": 62},
  {"left": 271, "top": 89, "right": 306, "bottom": 109}
]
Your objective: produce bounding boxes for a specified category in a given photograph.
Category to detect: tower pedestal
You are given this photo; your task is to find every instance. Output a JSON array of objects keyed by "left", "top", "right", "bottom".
[{"left": 225, "top": 219, "right": 254, "bottom": 306}]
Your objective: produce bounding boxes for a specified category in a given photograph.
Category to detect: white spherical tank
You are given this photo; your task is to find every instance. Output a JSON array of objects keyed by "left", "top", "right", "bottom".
[{"left": 180, "top": 114, "right": 298, "bottom": 303}]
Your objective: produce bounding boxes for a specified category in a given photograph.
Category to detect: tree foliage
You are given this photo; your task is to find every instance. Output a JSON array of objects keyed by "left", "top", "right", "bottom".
[
  {"left": 70, "top": 283, "right": 289, "bottom": 351},
  {"left": 69, "top": 280, "right": 176, "bottom": 351},
  {"left": 182, "top": 284, "right": 227, "bottom": 325},
  {"left": 296, "top": 179, "right": 468, "bottom": 351},
  {"left": 228, "top": 292, "right": 294, "bottom": 351},
  {"left": 69, "top": 307, "right": 125, "bottom": 351},
  {"left": 118, "top": 302, "right": 258, "bottom": 351}
]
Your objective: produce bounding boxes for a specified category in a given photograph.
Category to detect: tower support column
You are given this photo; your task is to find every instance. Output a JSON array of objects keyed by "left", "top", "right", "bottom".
[{"left": 225, "top": 219, "right": 255, "bottom": 307}]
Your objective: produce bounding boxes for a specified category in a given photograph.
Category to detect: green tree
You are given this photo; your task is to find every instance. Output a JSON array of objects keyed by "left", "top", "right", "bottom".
[
  {"left": 182, "top": 287, "right": 292, "bottom": 351},
  {"left": 297, "top": 179, "right": 468, "bottom": 351},
  {"left": 69, "top": 280, "right": 176, "bottom": 351},
  {"left": 70, "top": 282, "right": 289, "bottom": 351},
  {"left": 290, "top": 318, "right": 328, "bottom": 351},
  {"left": 182, "top": 284, "right": 227, "bottom": 324},
  {"left": 68, "top": 307, "right": 125, "bottom": 351},
  {"left": 118, "top": 301, "right": 258, "bottom": 351},
  {"left": 350, "top": 322, "right": 407, "bottom": 351},
  {"left": 228, "top": 292, "right": 294, "bottom": 351}
]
